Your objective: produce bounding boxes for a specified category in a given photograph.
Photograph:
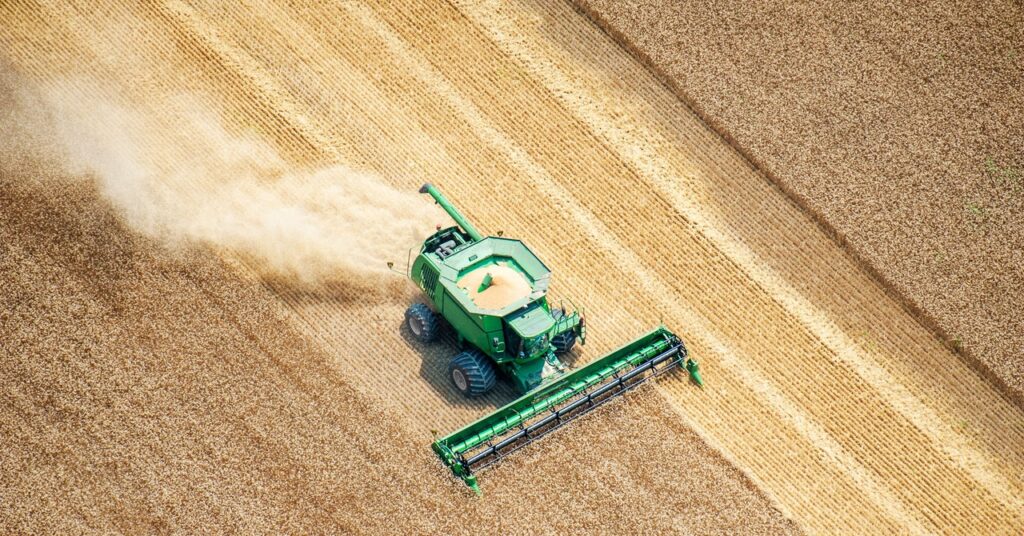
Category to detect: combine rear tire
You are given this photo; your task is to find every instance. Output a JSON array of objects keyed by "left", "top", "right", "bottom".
[
  {"left": 406, "top": 303, "right": 439, "bottom": 343},
  {"left": 448, "top": 349, "right": 496, "bottom": 397},
  {"left": 550, "top": 309, "right": 577, "bottom": 354}
]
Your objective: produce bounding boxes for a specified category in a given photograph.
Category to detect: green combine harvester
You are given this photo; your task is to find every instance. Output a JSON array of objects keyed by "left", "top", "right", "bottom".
[{"left": 403, "top": 184, "right": 702, "bottom": 494}]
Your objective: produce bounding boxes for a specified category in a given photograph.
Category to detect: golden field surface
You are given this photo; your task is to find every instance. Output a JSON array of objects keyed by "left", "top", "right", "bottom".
[
  {"left": 575, "top": 0, "right": 1024, "bottom": 400},
  {"left": 2, "top": 1, "right": 1022, "bottom": 534}
]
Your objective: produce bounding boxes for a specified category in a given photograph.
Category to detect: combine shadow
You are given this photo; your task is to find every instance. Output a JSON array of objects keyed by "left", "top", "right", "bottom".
[
  {"left": 398, "top": 306, "right": 588, "bottom": 414},
  {"left": 397, "top": 309, "right": 519, "bottom": 414}
]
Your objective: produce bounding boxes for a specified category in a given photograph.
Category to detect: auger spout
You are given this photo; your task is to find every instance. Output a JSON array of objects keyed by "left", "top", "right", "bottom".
[{"left": 419, "top": 183, "right": 483, "bottom": 242}]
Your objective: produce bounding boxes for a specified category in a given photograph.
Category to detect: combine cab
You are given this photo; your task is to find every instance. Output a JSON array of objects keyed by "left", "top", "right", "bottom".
[{"left": 404, "top": 184, "right": 702, "bottom": 493}]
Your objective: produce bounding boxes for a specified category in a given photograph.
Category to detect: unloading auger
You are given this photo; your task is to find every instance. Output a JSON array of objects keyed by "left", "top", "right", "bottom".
[{"left": 401, "top": 184, "right": 702, "bottom": 494}]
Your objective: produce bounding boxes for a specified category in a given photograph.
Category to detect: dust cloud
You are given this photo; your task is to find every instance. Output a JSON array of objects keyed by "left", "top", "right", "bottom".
[{"left": 7, "top": 78, "right": 442, "bottom": 288}]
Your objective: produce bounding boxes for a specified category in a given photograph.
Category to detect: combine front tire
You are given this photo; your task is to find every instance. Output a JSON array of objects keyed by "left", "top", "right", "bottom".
[
  {"left": 406, "top": 303, "right": 439, "bottom": 343},
  {"left": 448, "top": 349, "right": 496, "bottom": 398}
]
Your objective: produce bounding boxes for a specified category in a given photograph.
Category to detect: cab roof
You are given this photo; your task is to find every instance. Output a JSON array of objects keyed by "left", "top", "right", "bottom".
[{"left": 506, "top": 304, "right": 555, "bottom": 338}]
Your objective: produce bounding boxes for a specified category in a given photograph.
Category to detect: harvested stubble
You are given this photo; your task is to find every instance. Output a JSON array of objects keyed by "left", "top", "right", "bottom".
[
  {"left": 0, "top": 168, "right": 796, "bottom": 534},
  {"left": 574, "top": 0, "right": 1024, "bottom": 399}
]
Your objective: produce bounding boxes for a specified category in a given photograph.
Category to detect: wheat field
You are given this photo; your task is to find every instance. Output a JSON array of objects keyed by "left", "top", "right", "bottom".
[{"left": 2, "top": 1, "right": 1022, "bottom": 534}]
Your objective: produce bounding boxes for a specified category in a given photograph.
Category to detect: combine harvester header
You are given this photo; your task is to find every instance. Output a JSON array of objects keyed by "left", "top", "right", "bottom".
[{"left": 401, "top": 184, "right": 702, "bottom": 494}]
